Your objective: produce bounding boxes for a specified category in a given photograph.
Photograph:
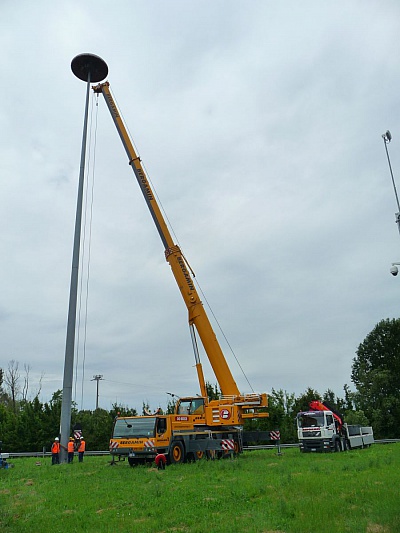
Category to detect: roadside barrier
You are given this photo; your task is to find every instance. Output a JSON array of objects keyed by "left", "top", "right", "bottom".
[{"left": 4, "top": 439, "right": 399, "bottom": 458}]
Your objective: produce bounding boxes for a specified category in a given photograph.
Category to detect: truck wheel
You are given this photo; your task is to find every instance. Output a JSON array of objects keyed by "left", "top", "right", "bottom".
[
  {"left": 194, "top": 450, "right": 205, "bottom": 460},
  {"left": 169, "top": 441, "right": 184, "bottom": 464},
  {"left": 186, "top": 450, "right": 205, "bottom": 462},
  {"left": 233, "top": 440, "right": 242, "bottom": 454},
  {"left": 128, "top": 457, "right": 137, "bottom": 467}
]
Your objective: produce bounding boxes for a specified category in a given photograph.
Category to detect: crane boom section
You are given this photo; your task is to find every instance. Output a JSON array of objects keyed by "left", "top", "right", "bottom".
[{"left": 94, "top": 82, "right": 240, "bottom": 397}]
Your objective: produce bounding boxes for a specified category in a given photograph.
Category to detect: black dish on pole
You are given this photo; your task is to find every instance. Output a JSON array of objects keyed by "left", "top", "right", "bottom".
[{"left": 71, "top": 53, "right": 108, "bottom": 82}]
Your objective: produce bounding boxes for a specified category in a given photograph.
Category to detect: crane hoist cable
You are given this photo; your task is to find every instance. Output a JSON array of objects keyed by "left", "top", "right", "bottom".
[{"left": 72, "top": 91, "right": 99, "bottom": 409}]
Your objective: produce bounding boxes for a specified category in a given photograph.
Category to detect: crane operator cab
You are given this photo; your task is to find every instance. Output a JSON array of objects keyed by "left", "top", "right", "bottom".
[{"left": 176, "top": 398, "right": 205, "bottom": 416}]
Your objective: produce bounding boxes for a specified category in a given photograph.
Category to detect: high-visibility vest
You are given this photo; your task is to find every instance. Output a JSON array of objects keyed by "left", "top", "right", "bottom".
[
  {"left": 78, "top": 440, "right": 86, "bottom": 453},
  {"left": 67, "top": 441, "right": 75, "bottom": 453},
  {"left": 51, "top": 442, "right": 60, "bottom": 454}
]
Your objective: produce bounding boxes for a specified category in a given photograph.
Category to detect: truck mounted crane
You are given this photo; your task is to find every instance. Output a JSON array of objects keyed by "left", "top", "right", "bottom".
[
  {"left": 91, "top": 80, "right": 268, "bottom": 466},
  {"left": 296, "top": 400, "right": 374, "bottom": 453}
]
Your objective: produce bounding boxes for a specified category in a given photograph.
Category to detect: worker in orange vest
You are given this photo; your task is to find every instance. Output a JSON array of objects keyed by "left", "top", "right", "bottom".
[
  {"left": 67, "top": 437, "right": 75, "bottom": 463},
  {"left": 51, "top": 437, "right": 60, "bottom": 465},
  {"left": 78, "top": 436, "right": 86, "bottom": 462}
]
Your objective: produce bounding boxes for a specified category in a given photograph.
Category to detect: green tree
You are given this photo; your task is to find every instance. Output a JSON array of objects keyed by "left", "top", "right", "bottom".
[
  {"left": 351, "top": 318, "right": 400, "bottom": 438},
  {"left": 292, "top": 387, "right": 322, "bottom": 414},
  {"left": 243, "top": 389, "right": 297, "bottom": 443},
  {"left": 267, "top": 388, "right": 297, "bottom": 443},
  {"left": 15, "top": 397, "right": 46, "bottom": 451},
  {"left": 76, "top": 409, "right": 113, "bottom": 450},
  {"left": 206, "top": 382, "right": 221, "bottom": 401},
  {"left": 109, "top": 402, "right": 137, "bottom": 418},
  {"left": 344, "top": 409, "right": 370, "bottom": 426},
  {"left": 343, "top": 383, "right": 355, "bottom": 411}
]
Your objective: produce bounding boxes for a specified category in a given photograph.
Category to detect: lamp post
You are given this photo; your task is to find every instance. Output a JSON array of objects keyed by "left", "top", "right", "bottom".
[
  {"left": 382, "top": 131, "right": 400, "bottom": 277},
  {"left": 382, "top": 130, "right": 400, "bottom": 236},
  {"left": 59, "top": 54, "right": 108, "bottom": 462}
]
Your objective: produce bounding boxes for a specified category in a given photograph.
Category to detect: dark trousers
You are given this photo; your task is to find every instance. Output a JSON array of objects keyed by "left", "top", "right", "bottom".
[
  {"left": 79, "top": 452, "right": 84, "bottom": 462},
  {"left": 52, "top": 453, "right": 59, "bottom": 465},
  {"left": 68, "top": 452, "right": 74, "bottom": 463}
]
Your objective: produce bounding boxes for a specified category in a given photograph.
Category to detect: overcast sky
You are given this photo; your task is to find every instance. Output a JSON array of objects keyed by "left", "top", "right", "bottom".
[{"left": 1, "top": 1, "right": 400, "bottom": 413}]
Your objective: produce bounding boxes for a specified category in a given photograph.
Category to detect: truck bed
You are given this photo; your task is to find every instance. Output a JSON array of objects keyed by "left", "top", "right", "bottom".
[{"left": 347, "top": 425, "right": 374, "bottom": 449}]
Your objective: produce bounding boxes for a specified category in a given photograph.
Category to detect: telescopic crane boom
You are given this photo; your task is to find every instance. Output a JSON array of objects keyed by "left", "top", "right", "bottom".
[{"left": 93, "top": 82, "right": 266, "bottom": 411}]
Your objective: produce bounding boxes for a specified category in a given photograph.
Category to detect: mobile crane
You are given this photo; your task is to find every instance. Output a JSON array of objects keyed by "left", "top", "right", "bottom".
[
  {"left": 90, "top": 79, "right": 268, "bottom": 466},
  {"left": 296, "top": 401, "right": 374, "bottom": 453}
]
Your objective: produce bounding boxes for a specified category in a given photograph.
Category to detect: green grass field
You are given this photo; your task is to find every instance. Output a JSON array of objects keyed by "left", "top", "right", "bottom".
[{"left": 1, "top": 445, "right": 399, "bottom": 533}]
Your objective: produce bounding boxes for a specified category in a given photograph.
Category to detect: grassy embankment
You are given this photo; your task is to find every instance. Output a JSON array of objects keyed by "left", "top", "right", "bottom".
[{"left": 0, "top": 445, "right": 399, "bottom": 533}]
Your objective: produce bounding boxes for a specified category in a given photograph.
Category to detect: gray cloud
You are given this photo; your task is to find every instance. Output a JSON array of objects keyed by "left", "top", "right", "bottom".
[{"left": 1, "top": 1, "right": 400, "bottom": 411}]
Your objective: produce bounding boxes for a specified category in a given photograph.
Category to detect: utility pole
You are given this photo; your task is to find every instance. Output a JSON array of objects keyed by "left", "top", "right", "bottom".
[
  {"left": 59, "top": 54, "right": 108, "bottom": 463},
  {"left": 91, "top": 375, "right": 104, "bottom": 410}
]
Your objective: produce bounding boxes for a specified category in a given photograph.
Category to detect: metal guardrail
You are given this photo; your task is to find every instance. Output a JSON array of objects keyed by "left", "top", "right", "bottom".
[
  {"left": 5, "top": 450, "right": 109, "bottom": 459},
  {"left": 3, "top": 439, "right": 399, "bottom": 458}
]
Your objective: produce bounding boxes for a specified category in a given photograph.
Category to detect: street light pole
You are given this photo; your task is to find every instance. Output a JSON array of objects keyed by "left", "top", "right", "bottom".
[
  {"left": 382, "top": 130, "right": 400, "bottom": 278},
  {"left": 382, "top": 130, "right": 400, "bottom": 236},
  {"left": 59, "top": 54, "right": 108, "bottom": 463}
]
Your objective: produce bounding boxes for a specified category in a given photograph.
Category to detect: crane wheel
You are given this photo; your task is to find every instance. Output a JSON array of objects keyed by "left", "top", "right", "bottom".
[
  {"left": 169, "top": 441, "right": 184, "bottom": 464},
  {"left": 187, "top": 450, "right": 205, "bottom": 462}
]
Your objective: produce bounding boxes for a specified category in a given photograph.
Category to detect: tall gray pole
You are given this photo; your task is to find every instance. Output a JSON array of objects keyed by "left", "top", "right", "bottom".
[{"left": 59, "top": 54, "right": 108, "bottom": 462}]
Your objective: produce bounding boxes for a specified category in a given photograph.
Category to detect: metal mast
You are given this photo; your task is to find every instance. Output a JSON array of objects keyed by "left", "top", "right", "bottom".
[{"left": 59, "top": 54, "right": 108, "bottom": 462}]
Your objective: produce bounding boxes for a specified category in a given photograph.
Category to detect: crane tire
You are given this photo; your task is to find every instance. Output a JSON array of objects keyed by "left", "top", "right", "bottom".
[
  {"left": 233, "top": 441, "right": 242, "bottom": 454},
  {"left": 169, "top": 441, "right": 185, "bottom": 464}
]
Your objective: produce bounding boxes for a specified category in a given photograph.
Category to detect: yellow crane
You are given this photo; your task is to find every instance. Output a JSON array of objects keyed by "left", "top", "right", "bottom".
[{"left": 92, "top": 80, "right": 268, "bottom": 465}]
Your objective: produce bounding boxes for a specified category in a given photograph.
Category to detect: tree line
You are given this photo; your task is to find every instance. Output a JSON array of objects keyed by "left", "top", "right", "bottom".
[{"left": 1, "top": 318, "right": 399, "bottom": 452}]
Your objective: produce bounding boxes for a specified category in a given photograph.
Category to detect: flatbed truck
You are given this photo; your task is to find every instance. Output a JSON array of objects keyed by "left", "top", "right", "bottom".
[{"left": 297, "top": 401, "right": 374, "bottom": 453}]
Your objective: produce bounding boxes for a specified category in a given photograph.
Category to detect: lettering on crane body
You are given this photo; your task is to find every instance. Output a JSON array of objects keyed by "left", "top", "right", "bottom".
[
  {"left": 136, "top": 167, "right": 154, "bottom": 201},
  {"left": 177, "top": 256, "right": 195, "bottom": 291},
  {"left": 105, "top": 92, "right": 120, "bottom": 119}
]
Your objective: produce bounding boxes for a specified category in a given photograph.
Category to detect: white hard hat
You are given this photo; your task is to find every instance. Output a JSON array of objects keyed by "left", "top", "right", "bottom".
[{"left": 55, "top": 437, "right": 59, "bottom": 441}]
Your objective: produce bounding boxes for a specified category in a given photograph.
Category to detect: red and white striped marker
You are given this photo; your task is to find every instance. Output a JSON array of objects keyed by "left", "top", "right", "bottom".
[{"left": 221, "top": 439, "right": 234, "bottom": 451}]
